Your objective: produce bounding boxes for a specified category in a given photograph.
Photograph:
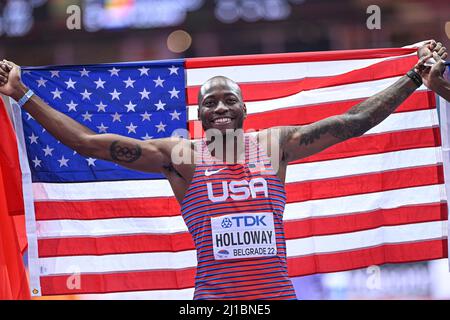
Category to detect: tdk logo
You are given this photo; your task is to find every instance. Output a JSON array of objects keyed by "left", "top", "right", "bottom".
[
  {"left": 207, "top": 177, "right": 268, "bottom": 203},
  {"left": 231, "top": 215, "right": 266, "bottom": 227},
  {"left": 221, "top": 218, "right": 232, "bottom": 228}
]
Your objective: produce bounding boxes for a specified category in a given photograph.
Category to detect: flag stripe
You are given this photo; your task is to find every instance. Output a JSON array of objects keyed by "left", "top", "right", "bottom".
[
  {"left": 36, "top": 220, "right": 445, "bottom": 277},
  {"left": 186, "top": 55, "right": 417, "bottom": 103},
  {"left": 32, "top": 146, "right": 442, "bottom": 201},
  {"left": 34, "top": 164, "right": 443, "bottom": 221},
  {"left": 37, "top": 203, "right": 447, "bottom": 258},
  {"left": 287, "top": 238, "right": 447, "bottom": 277}
]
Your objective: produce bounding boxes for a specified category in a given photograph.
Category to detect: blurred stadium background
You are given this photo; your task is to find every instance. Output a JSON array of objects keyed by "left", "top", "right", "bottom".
[{"left": 1, "top": 0, "right": 450, "bottom": 300}]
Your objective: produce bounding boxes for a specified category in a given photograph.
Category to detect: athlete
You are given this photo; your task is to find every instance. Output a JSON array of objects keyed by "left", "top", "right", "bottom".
[{"left": 0, "top": 41, "right": 446, "bottom": 300}]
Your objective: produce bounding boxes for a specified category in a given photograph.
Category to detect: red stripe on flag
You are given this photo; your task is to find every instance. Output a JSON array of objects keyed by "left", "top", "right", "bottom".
[
  {"left": 284, "top": 203, "right": 448, "bottom": 240},
  {"left": 287, "top": 239, "right": 448, "bottom": 277},
  {"left": 186, "top": 56, "right": 417, "bottom": 104},
  {"left": 188, "top": 91, "right": 436, "bottom": 136},
  {"left": 185, "top": 48, "right": 416, "bottom": 68},
  {"left": 38, "top": 204, "right": 446, "bottom": 258},
  {"left": 40, "top": 268, "right": 196, "bottom": 296}
]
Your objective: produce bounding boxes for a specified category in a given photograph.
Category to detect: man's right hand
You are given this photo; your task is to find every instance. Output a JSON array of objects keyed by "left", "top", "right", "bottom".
[{"left": 0, "top": 60, "right": 26, "bottom": 100}]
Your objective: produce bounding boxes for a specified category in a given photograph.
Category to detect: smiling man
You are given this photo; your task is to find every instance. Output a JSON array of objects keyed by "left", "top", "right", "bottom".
[{"left": 0, "top": 40, "right": 446, "bottom": 300}]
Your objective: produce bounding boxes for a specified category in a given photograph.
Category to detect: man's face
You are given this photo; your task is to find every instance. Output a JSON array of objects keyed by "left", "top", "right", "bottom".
[{"left": 198, "top": 78, "right": 247, "bottom": 134}]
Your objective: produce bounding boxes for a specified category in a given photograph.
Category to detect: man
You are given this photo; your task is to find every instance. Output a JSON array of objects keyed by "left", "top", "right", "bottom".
[
  {"left": 0, "top": 41, "right": 446, "bottom": 299},
  {"left": 422, "top": 50, "right": 449, "bottom": 101}
]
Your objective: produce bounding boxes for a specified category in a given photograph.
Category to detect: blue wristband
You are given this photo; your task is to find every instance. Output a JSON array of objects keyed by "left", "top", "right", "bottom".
[{"left": 17, "top": 89, "right": 34, "bottom": 108}]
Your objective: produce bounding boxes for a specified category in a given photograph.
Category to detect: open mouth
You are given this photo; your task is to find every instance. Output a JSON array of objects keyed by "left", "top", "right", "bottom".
[{"left": 212, "top": 117, "right": 233, "bottom": 125}]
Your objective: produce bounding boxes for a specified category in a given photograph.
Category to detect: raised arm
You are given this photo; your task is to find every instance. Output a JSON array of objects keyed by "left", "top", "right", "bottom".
[
  {"left": 0, "top": 60, "right": 189, "bottom": 174},
  {"left": 278, "top": 42, "right": 445, "bottom": 163}
]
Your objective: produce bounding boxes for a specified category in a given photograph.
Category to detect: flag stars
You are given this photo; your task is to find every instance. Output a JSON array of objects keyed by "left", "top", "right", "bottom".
[
  {"left": 111, "top": 112, "right": 122, "bottom": 122},
  {"left": 32, "top": 156, "right": 42, "bottom": 168},
  {"left": 86, "top": 157, "right": 97, "bottom": 166},
  {"left": 66, "top": 100, "right": 78, "bottom": 112},
  {"left": 168, "top": 65, "right": 179, "bottom": 75},
  {"left": 153, "top": 76, "right": 165, "bottom": 88},
  {"left": 123, "top": 77, "right": 136, "bottom": 88},
  {"left": 154, "top": 100, "right": 166, "bottom": 111},
  {"left": 139, "top": 88, "right": 151, "bottom": 100},
  {"left": 97, "top": 123, "right": 108, "bottom": 133},
  {"left": 51, "top": 88, "right": 63, "bottom": 100},
  {"left": 65, "top": 78, "right": 77, "bottom": 89},
  {"left": 125, "top": 101, "right": 137, "bottom": 112},
  {"left": 80, "top": 89, "right": 92, "bottom": 100},
  {"left": 169, "top": 87, "right": 180, "bottom": 99},
  {"left": 36, "top": 77, "right": 47, "bottom": 87},
  {"left": 109, "top": 67, "right": 120, "bottom": 76},
  {"left": 50, "top": 70, "right": 60, "bottom": 78},
  {"left": 28, "top": 133, "right": 39, "bottom": 144},
  {"left": 109, "top": 89, "right": 122, "bottom": 101},
  {"left": 155, "top": 121, "right": 167, "bottom": 132},
  {"left": 140, "top": 111, "right": 152, "bottom": 121},
  {"left": 94, "top": 78, "right": 106, "bottom": 89},
  {"left": 81, "top": 111, "right": 93, "bottom": 122},
  {"left": 42, "top": 145, "right": 54, "bottom": 156},
  {"left": 126, "top": 122, "right": 138, "bottom": 134},
  {"left": 141, "top": 133, "right": 153, "bottom": 140},
  {"left": 57, "top": 156, "right": 69, "bottom": 167},
  {"left": 80, "top": 68, "right": 90, "bottom": 77},
  {"left": 138, "top": 66, "right": 150, "bottom": 76},
  {"left": 96, "top": 101, "right": 107, "bottom": 112},
  {"left": 170, "top": 110, "right": 181, "bottom": 120}
]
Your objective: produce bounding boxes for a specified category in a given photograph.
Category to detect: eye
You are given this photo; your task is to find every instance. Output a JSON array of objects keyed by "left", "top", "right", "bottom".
[
  {"left": 203, "top": 100, "right": 215, "bottom": 108},
  {"left": 227, "top": 98, "right": 237, "bottom": 104}
]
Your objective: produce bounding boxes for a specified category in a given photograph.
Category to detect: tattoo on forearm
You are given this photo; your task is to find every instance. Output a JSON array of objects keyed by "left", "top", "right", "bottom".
[
  {"left": 110, "top": 140, "right": 142, "bottom": 163},
  {"left": 296, "top": 75, "right": 418, "bottom": 146}
]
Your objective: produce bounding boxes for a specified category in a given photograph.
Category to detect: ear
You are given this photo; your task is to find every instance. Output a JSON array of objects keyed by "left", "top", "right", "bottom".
[
  {"left": 197, "top": 106, "right": 201, "bottom": 120},
  {"left": 242, "top": 103, "right": 247, "bottom": 119}
]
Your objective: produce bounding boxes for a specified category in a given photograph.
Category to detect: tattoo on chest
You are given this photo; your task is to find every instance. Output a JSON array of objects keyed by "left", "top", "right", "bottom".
[{"left": 110, "top": 141, "right": 142, "bottom": 163}]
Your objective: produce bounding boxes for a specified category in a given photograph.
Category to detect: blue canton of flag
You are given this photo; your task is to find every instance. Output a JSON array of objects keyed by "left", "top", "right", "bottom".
[{"left": 20, "top": 60, "right": 186, "bottom": 182}]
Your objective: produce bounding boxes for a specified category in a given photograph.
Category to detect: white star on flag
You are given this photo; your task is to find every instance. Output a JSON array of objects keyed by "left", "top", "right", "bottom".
[
  {"left": 36, "top": 77, "right": 47, "bottom": 87},
  {"left": 66, "top": 101, "right": 78, "bottom": 112},
  {"left": 43, "top": 145, "right": 54, "bottom": 156},
  {"left": 65, "top": 78, "right": 77, "bottom": 89},
  {"left": 109, "top": 67, "right": 120, "bottom": 76},
  {"left": 109, "top": 89, "right": 122, "bottom": 101},
  {"left": 82, "top": 111, "right": 93, "bottom": 122},
  {"left": 80, "top": 68, "right": 90, "bottom": 77},
  {"left": 155, "top": 121, "right": 167, "bottom": 132},
  {"left": 141, "top": 133, "right": 153, "bottom": 140},
  {"left": 80, "top": 89, "right": 92, "bottom": 100},
  {"left": 32, "top": 156, "right": 42, "bottom": 168},
  {"left": 123, "top": 77, "right": 136, "bottom": 88},
  {"left": 139, "top": 88, "right": 151, "bottom": 100},
  {"left": 50, "top": 70, "right": 60, "bottom": 78},
  {"left": 111, "top": 112, "right": 122, "bottom": 122},
  {"left": 170, "top": 110, "right": 181, "bottom": 120},
  {"left": 153, "top": 76, "right": 165, "bottom": 88},
  {"left": 138, "top": 66, "right": 150, "bottom": 76},
  {"left": 86, "top": 158, "right": 97, "bottom": 166},
  {"left": 169, "top": 87, "right": 180, "bottom": 99},
  {"left": 140, "top": 111, "right": 152, "bottom": 121},
  {"left": 96, "top": 101, "right": 107, "bottom": 112},
  {"left": 155, "top": 100, "right": 166, "bottom": 111},
  {"left": 125, "top": 101, "right": 137, "bottom": 112},
  {"left": 97, "top": 123, "right": 108, "bottom": 133},
  {"left": 29, "top": 133, "right": 39, "bottom": 144},
  {"left": 94, "top": 78, "right": 106, "bottom": 89},
  {"left": 168, "top": 65, "right": 179, "bottom": 75},
  {"left": 26, "top": 113, "right": 34, "bottom": 121},
  {"left": 57, "top": 156, "right": 70, "bottom": 167},
  {"left": 126, "top": 122, "right": 138, "bottom": 134},
  {"left": 51, "top": 88, "right": 63, "bottom": 99}
]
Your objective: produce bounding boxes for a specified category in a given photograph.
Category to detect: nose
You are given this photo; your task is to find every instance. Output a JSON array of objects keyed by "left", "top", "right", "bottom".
[{"left": 214, "top": 100, "right": 229, "bottom": 114}]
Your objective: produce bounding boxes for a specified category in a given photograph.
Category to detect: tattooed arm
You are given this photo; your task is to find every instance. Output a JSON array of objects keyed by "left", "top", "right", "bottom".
[
  {"left": 277, "top": 47, "right": 442, "bottom": 163},
  {"left": 0, "top": 60, "right": 188, "bottom": 173}
]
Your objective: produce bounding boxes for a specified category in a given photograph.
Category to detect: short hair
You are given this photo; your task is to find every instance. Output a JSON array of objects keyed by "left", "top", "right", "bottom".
[{"left": 198, "top": 76, "right": 243, "bottom": 106}]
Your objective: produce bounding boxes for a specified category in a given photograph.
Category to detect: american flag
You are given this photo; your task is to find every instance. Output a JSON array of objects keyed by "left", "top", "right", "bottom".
[{"left": 10, "top": 48, "right": 449, "bottom": 299}]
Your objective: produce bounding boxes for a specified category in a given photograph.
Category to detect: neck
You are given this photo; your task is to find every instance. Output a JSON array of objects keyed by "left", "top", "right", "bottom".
[{"left": 206, "top": 130, "right": 245, "bottom": 164}]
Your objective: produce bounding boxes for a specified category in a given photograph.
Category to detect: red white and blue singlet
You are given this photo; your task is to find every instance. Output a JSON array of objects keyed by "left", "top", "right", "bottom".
[{"left": 180, "top": 135, "right": 297, "bottom": 300}]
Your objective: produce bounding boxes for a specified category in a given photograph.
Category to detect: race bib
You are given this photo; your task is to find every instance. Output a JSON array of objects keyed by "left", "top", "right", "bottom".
[{"left": 211, "top": 212, "right": 277, "bottom": 260}]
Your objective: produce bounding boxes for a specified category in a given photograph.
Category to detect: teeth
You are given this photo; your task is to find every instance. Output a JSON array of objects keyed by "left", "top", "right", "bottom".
[{"left": 214, "top": 118, "right": 231, "bottom": 124}]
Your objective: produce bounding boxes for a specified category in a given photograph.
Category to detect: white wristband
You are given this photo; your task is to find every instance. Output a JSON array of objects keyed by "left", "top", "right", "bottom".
[{"left": 17, "top": 89, "right": 34, "bottom": 108}]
